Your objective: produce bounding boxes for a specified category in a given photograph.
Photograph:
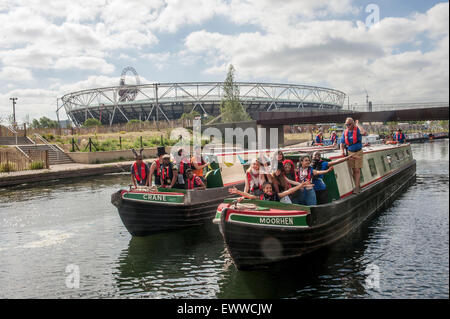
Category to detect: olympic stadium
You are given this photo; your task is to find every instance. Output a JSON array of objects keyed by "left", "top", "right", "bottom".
[{"left": 60, "top": 67, "right": 347, "bottom": 126}]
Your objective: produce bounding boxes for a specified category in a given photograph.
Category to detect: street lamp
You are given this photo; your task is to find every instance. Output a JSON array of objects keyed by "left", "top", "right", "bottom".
[{"left": 9, "top": 97, "right": 17, "bottom": 126}]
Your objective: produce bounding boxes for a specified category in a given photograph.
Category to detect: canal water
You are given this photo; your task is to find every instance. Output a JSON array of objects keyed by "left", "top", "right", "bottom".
[{"left": 0, "top": 140, "right": 448, "bottom": 298}]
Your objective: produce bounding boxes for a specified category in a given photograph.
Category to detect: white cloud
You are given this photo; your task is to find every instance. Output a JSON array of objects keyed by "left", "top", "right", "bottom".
[
  {"left": 183, "top": 2, "right": 449, "bottom": 103},
  {"left": 140, "top": 52, "right": 172, "bottom": 70},
  {"left": 0, "top": 66, "right": 33, "bottom": 82},
  {"left": 0, "top": 1, "right": 447, "bottom": 121}
]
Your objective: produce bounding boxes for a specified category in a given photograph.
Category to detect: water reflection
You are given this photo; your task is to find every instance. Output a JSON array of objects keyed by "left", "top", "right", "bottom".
[
  {"left": 216, "top": 219, "right": 385, "bottom": 299},
  {"left": 115, "top": 223, "right": 226, "bottom": 298},
  {"left": 0, "top": 173, "right": 130, "bottom": 204}
]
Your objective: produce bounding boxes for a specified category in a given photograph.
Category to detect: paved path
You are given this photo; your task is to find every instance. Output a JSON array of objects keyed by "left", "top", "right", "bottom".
[{"left": 0, "top": 159, "right": 156, "bottom": 187}]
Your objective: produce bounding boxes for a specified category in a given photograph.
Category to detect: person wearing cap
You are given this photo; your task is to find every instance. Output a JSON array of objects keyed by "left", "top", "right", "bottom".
[
  {"left": 160, "top": 154, "right": 178, "bottom": 188},
  {"left": 184, "top": 168, "right": 206, "bottom": 190},
  {"left": 394, "top": 128, "right": 406, "bottom": 144},
  {"left": 149, "top": 146, "right": 165, "bottom": 186},
  {"left": 131, "top": 152, "right": 149, "bottom": 188},
  {"left": 339, "top": 117, "right": 368, "bottom": 194}
]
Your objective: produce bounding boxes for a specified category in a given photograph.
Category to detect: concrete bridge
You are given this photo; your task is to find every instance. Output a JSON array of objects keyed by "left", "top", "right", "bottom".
[
  {"left": 201, "top": 104, "right": 448, "bottom": 149},
  {"left": 256, "top": 106, "right": 449, "bottom": 126}
]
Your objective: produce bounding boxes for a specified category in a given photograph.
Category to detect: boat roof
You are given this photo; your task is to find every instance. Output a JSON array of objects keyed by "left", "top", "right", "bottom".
[{"left": 209, "top": 143, "right": 410, "bottom": 161}]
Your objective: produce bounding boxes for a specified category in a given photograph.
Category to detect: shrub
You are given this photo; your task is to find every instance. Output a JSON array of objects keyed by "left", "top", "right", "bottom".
[
  {"left": 29, "top": 161, "right": 44, "bottom": 170},
  {"left": 0, "top": 163, "right": 15, "bottom": 172},
  {"left": 83, "top": 118, "right": 102, "bottom": 127},
  {"left": 43, "top": 133, "right": 55, "bottom": 141}
]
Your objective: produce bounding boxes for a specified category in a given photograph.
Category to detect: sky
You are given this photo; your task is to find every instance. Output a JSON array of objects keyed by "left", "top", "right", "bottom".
[{"left": 0, "top": 0, "right": 448, "bottom": 123}]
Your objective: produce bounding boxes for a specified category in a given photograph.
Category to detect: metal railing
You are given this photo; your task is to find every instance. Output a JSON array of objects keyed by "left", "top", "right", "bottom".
[
  {"left": 6, "top": 126, "right": 18, "bottom": 145},
  {"left": 33, "top": 133, "right": 60, "bottom": 160},
  {"left": 348, "top": 101, "right": 449, "bottom": 112}
]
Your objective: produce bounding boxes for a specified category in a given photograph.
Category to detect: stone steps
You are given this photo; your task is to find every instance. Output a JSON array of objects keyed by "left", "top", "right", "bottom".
[{"left": 17, "top": 144, "right": 74, "bottom": 165}]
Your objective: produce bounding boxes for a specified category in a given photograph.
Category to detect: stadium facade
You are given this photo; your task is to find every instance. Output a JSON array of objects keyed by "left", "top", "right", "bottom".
[{"left": 60, "top": 82, "right": 347, "bottom": 126}]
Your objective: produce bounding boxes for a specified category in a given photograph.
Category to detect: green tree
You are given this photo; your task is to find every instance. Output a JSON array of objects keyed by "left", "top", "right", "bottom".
[
  {"left": 220, "top": 64, "right": 251, "bottom": 123},
  {"left": 31, "top": 116, "right": 59, "bottom": 128},
  {"left": 83, "top": 118, "right": 102, "bottom": 127},
  {"left": 180, "top": 111, "right": 201, "bottom": 121}
]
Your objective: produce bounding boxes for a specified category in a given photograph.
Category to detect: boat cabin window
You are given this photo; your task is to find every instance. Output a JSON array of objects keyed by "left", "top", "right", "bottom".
[
  {"left": 387, "top": 155, "right": 393, "bottom": 169},
  {"left": 394, "top": 152, "right": 400, "bottom": 161},
  {"left": 380, "top": 156, "right": 387, "bottom": 172},
  {"left": 368, "top": 158, "right": 377, "bottom": 177},
  {"left": 406, "top": 150, "right": 411, "bottom": 157},
  {"left": 359, "top": 168, "right": 365, "bottom": 183}
]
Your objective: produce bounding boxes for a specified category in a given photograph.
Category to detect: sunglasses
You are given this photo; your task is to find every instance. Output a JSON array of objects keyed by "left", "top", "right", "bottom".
[{"left": 345, "top": 123, "right": 352, "bottom": 126}]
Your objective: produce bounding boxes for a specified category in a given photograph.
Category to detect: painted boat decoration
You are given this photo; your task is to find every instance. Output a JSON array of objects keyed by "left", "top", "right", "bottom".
[{"left": 215, "top": 143, "right": 417, "bottom": 270}]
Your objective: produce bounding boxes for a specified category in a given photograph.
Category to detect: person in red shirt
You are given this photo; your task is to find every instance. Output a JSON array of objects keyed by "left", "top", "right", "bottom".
[{"left": 185, "top": 168, "right": 206, "bottom": 190}]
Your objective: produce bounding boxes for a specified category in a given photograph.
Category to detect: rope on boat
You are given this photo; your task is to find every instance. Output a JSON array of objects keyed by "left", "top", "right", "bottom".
[
  {"left": 230, "top": 202, "right": 258, "bottom": 210},
  {"left": 135, "top": 185, "right": 158, "bottom": 192}
]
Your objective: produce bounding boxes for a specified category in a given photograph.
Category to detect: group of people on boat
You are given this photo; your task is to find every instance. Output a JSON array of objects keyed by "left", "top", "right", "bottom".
[
  {"left": 230, "top": 117, "right": 369, "bottom": 204},
  {"left": 131, "top": 116, "right": 371, "bottom": 204},
  {"left": 130, "top": 146, "right": 210, "bottom": 190},
  {"left": 229, "top": 149, "right": 354, "bottom": 206},
  {"left": 312, "top": 131, "right": 338, "bottom": 146}
]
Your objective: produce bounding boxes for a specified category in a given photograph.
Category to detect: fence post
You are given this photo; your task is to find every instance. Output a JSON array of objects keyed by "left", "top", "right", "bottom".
[
  {"left": 89, "top": 138, "right": 92, "bottom": 152},
  {"left": 72, "top": 138, "right": 75, "bottom": 152},
  {"left": 140, "top": 136, "right": 143, "bottom": 148},
  {"left": 119, "top": 136, "right": 122, "bottom": 150},
  {"left": 45, "top": 150, "right": 49, "bottom": 168}
]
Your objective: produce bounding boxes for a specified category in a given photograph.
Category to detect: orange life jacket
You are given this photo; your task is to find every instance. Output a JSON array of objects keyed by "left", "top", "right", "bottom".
[
  {"left": 344, "top": 128, "right": 358, "bottom": 146},
  {"left": 133, "top": 162, "right": 146, "bottom": 182}
]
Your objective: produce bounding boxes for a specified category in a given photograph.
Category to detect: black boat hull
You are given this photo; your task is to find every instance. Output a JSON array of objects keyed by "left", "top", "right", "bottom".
[
  {"left": 112, "top": 183, "right": 244, "bottom": 236},
  {"left": 221, "top": 161, "right": 416, "bottom": 270}
]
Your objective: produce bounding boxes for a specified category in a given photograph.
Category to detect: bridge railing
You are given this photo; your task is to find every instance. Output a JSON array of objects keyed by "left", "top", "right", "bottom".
[{"left": 348, "top": 102, "right": 449, "bottom": 112}]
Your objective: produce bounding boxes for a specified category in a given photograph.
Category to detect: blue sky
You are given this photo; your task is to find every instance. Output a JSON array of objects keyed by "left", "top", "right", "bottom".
[{"left": 0, "top": 0, "right": 448, "bottom": 122}]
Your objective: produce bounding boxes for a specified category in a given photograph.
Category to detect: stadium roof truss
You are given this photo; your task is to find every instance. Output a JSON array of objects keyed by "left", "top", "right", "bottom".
[{"left": 59, "top": 82, "right": 346, "bottom": 126}]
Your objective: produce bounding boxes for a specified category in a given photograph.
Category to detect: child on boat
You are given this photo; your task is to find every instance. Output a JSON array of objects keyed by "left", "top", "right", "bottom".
[
  {"left": 229, "top": 181, "right": 310, "bottom": 202},
  {"left": 295, "top": 155, "right": 334, "bottom": 205},
  {"left": 244, "top": 158, "right": 267, "bottom": 196},
  {"left": 184, "top": 168, "right": 206, "bottom": 190}
]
